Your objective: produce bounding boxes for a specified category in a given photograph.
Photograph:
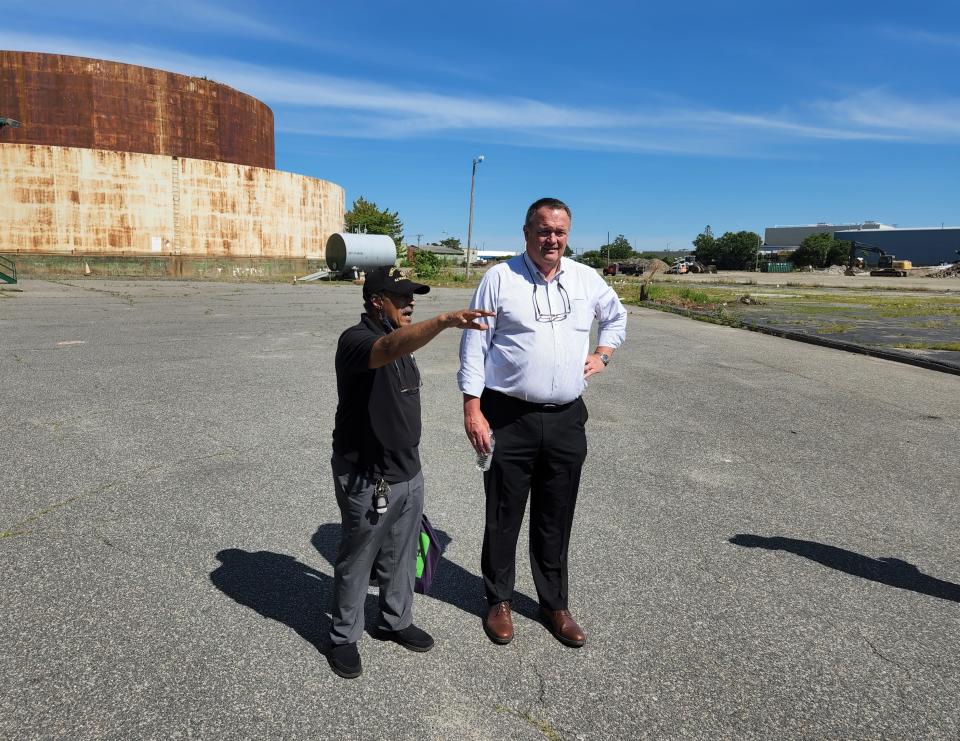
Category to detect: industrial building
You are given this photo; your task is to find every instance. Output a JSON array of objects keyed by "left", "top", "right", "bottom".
[
  {"left": 764, "top": 222, "right": 892, "bottom": 249},
  {"left": 764, "top": 222, "right": 959, "bottom": 267},
  {"left": 406, "top": 242, "right": 465, "bottom": 264},
  {"left": 0, "top": 51, "right": 344, "bottom": 260},
  {"left": 832, "top": 227, "right": 960, "bottom": 267}
]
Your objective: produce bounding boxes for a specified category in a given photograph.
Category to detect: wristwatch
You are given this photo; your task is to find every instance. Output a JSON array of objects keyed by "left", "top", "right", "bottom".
[{"left": 597, "top": 352, "right": 611, "bottom": 366}]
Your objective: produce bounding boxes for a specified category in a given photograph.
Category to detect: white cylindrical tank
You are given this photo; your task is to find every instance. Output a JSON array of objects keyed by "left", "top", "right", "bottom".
[{"left": 325, "top": 233, "right": 397, "bottom": 272}]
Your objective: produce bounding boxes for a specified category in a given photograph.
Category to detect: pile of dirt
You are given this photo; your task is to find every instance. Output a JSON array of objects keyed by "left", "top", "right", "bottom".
[
  {"left": 642, "top": 258, "right": 671, "bottom": 275},
  {"left": 926, "top": 263, "right": 960, "bottom": 278}
]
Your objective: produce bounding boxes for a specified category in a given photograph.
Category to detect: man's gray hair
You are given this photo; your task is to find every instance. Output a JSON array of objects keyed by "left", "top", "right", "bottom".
[{"left": 525, "top": 198, "right": 571, "bottom": 228}]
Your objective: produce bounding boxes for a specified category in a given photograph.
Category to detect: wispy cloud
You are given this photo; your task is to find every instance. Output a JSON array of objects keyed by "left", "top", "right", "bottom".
[
  {"left": 11, "top": 1, "right": 298, "bottom": 43},
  {"left": 817, "top": 89, "right": 960, "bottom": 137},
  {"left": 875, "top": 26, "right": 960, "bottom": 50},
  {"left": 172, "top": 3, "right": 294, "bottom": 42},
  {"left": 9, "top": 1, "right": 486, "bottom": 80},
  {"left": 2, "top": 31, "right": 958, "bottom": 156}
]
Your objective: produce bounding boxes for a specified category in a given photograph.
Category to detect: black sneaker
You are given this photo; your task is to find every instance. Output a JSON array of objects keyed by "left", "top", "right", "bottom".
[
  {"left": 380, "top": 624, "right": 434, "bottom": 652},
  {"left": 328, "top": 642, "right": 362, "bottom": 678}
]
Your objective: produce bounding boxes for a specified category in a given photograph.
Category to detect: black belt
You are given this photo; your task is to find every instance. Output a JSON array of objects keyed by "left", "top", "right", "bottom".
[{"left": 484, "top": 388, "right": 578, "bottom": 412}]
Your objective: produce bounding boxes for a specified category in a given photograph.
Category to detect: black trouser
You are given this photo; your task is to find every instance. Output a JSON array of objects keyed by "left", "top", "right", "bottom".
[{"left": 480, "top": 388, "right": 588, "bottom": 610}]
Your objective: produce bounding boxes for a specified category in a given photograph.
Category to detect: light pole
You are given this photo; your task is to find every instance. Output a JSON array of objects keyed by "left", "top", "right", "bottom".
[{"left": 465, "top": 155, "right": 484, "bottom": 279}]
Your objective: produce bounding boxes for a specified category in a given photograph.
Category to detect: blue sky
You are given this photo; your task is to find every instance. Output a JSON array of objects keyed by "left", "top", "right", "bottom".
[{"left": 3, "top": 1, "right": 960, "bottom": 253}]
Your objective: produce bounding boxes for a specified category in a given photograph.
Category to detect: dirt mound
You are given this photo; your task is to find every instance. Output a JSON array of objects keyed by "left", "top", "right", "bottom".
[
  {"left": 926, "top": 263, "right": 960, "bottom": 278},
  {"left": 643, "top": 258, "right": 670, "bottom": 275}
]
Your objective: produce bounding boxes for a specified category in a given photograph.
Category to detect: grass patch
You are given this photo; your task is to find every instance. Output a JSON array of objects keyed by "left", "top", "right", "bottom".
[
  {"left": 415, "top": 269, "right": 482, "bottom": 289},
  {"left": 893, "top": 341, "right": 960, "bottom": 351},
  {"left": 647, "top": 284, "right": 715, "bottom": 305},
  {"left": 732, "top": 292, "right": 960, "bottom": 319},
  {"left": 620, "top": 282, "right": 729, "bottom": 309},
  {"left": 814, "top": 322, "right": 855, "bottom": 335}
]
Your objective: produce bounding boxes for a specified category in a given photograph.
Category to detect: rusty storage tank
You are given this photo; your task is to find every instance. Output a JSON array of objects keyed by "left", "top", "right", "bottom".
[
  {"left": 0, "top": 50, "right": 274, "bottom": 168},
  {"left": 325, "top": 234, "right": 398, "bottom": 273}
]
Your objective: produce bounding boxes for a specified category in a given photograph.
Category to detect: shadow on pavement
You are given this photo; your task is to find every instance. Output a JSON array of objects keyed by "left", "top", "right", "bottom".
[
  {"left": 312, "top": 523, "right": 541, "bottom": 620},
  {"left": 210, "top": 548, "right": 378, "bottom": 653},
  {"left": 208, "top": 522, "right": 544, "bottom": 655},
  {"left": 730, "top": 534, "right": 960, "bottom": 602}
]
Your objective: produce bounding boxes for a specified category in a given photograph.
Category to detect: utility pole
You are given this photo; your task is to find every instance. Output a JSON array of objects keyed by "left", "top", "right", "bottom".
[
  {"left": 416, "top": 233, "right": 422, "bottom": 249},
  {"left": 465, "top": 155, "right": 484, "bottom": 279}
]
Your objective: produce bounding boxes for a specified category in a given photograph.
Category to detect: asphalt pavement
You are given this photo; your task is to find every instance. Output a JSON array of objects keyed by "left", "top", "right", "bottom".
[{"left": 2, "top": 279, "right": 959, "bottom": 740}]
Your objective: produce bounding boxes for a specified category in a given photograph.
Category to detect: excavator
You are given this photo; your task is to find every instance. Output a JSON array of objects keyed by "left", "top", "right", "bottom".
[{"left": 844, "top": 241, "right": 912, "bottom": 277}]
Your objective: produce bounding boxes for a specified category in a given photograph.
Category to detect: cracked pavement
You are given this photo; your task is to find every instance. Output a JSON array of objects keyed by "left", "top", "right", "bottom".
[{"left": 2, "top": 279, "right": 959, "bottom": 739}]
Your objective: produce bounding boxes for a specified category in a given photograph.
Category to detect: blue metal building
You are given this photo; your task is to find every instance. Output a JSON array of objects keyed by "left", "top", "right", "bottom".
[{"left": 832, "top": 227, "right": 960, "bottom": 267}]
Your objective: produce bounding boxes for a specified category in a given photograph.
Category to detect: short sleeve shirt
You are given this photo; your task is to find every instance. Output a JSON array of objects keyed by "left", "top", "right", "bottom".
[{"left": 331, "top": 314, "right": 422, "bottom": 483}]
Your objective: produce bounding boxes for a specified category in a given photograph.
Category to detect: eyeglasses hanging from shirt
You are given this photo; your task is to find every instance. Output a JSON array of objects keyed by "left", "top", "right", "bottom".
[
  {"left": 394, "top": 354, "right": 423, "bottom": 394},
  {"left": 531, "top": 281, "right": 571, "bottom": 323},
  {"left": 522, "top": 254, "right": 571, "bottom": 323}
]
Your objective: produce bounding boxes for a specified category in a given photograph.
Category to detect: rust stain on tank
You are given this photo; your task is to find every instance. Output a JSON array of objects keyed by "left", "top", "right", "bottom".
[
  {"left": 3, "top": 142, "right": 345, "bottom": 259},
  {"left": 0, "top": 51, "right": 275, "bottom": 169}
]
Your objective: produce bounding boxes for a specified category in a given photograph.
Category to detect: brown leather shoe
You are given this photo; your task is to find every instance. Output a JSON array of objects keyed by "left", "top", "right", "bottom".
[
  {"left": 483, "top": 601, "right": 513, "bottom": 644},
  {"left": 540, "top": 608, "right": 586, "bottom": 648}
]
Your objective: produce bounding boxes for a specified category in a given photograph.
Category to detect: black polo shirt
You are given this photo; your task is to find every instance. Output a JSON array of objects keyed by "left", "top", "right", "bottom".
[{"left": 331, "top": 313, "right": 422, "bottom": 483}]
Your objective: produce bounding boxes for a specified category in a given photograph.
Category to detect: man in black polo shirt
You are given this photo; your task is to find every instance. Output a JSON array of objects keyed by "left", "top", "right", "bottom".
[{"left": 328, "top": 265, "right": 492, "bottom": 679}]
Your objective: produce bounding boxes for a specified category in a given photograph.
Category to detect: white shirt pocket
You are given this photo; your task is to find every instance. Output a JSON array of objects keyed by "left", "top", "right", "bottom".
[{"left": 571, "top": 298, "right": 593, "bottom": 332}]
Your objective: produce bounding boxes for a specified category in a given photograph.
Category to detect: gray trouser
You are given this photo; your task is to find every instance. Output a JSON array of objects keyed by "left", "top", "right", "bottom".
[{"left": 328, "top": 454, "right": 425, "bottom": 645}]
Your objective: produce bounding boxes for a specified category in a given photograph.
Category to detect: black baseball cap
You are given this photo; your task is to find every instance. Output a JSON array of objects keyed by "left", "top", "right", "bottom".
[{"left": 362, "top": 266, "right": 430, "bottom": 300}]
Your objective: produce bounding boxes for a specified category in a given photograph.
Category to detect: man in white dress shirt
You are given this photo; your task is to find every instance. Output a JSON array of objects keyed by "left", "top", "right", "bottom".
[{"left": 458, "top": 197, "right": 627, "bottom": 647}]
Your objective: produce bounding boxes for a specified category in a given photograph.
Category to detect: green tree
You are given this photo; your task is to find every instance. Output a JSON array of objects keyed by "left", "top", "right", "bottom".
[
  {"left": 714, "top": 231, "right": 760, "bottom": 270},
  {"left": 412, "top": 249, "right": 441, "bottom": 280},
  {"left": 579, "top": 250, "right": 604, "bottom": 268},
  {"left": 564, "top": 245, "right": 574, "bottom": 257},
  {"left": 599, "top": 235, "right": 633, "bottom": 261},
  {"left": 826, "top": 239, "right": 852, "bottom": 267},
  {"left": 345, "top": 197, "right": 404, "bottom": 257},
  {"left": 692, "top": 229, "right": 719, "bottom": 266},
  {"left": 439, "top": 237, "right": 461, "bottom": 251},
  {"left": 791, "top": 232, "right": 850, "bottom": 269},
  {"left": 791, "top": 233, "right": 827, "bottom": 268}
]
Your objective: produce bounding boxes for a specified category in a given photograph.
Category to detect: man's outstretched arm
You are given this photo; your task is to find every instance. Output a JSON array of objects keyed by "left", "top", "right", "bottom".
[{"left": 369, "top": 309, "right": 494, "bottom": 368}]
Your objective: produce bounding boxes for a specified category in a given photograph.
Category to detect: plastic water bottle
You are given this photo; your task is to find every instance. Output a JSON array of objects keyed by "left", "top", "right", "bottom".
[{"left": 476, "top": 432, "right": 495, "bottom": 472}]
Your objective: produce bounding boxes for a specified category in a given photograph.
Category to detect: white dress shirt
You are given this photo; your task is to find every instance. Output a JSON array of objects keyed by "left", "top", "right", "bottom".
[{"left": 458, "top": 253, "right": 627, "bottom": 404}]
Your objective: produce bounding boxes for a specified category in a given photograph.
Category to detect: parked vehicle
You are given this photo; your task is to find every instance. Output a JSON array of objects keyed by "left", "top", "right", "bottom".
[
  {"left": 666, "top": 259, "right": 688, "bottom": 274},
  {"left": 603, "top": 262, "right": 644, "bottom": 276}
]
